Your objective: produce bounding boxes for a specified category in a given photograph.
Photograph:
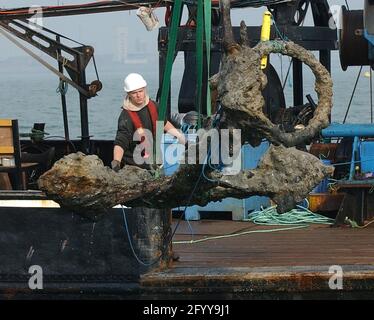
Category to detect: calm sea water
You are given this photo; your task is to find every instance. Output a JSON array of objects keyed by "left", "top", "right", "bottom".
[{"left": 1, "top": 51, "right": 373, "bottom": 140}]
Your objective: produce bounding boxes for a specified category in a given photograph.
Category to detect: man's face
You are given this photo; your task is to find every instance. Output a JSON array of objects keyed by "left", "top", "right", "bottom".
[{"left": 128, "top": 87, "right": 146, "bottom": 106}]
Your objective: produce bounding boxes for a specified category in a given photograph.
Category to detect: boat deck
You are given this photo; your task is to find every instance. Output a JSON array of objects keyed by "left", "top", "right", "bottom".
[
  {"left": 140, "top": 219, "right": 374, "bottom": 299},
  {"left": 1, "top": 204, "right": 374, "bottom": 299},
  {"left": 172, "top": 220, "right": 374, "bottom": 267}
]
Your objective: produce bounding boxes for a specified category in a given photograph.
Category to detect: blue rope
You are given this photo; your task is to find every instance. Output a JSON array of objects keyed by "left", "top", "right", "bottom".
[
  {"left": 202, "top": 147, "right": 220, "bottom": 183},
  {"left": 56, "top": 80, "right": 68, "bottom": 95},
  {"left": 181, "top": 123, "right": 197, "bottom": 134},
  {"left": 201, "top": 104, "right": 226, "bottom": 182},
  {"left": 121, "top": 206, "right": 158, "bottom": 267},
  {"left": 122, "top": 164, "right": 206, "bottom": 266},
  {"left": 272, "top": 17, "right": 289, "bottom": 41}
]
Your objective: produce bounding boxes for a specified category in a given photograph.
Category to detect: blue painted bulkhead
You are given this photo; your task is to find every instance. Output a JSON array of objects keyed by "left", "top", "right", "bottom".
[{"left": 162, "top": 135, "right": 270, "bottom": 220}]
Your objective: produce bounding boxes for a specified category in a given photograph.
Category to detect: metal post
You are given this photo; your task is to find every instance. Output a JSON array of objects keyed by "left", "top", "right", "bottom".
[
  {"left": 158, "top": 38, "right": 172, "bottom": 116},
  {"left": 12, "top": 120, "right": 23, "bottom": 190},
  {"left": 130, "top": 207, "right": 173, "bottom": 270},
  {"left": 158, "top": 48, "right": 166, "bottom": 103},
  {"left": 293, "top": 58, "right": 303, "bottom": 106},
  {"left": 349, "top": 136, "right": 359, "bottom": 180},
  {"left": 319, "top": 50, "right": 331, "bottom": 73},
  {"left": 56, "top": 36, "right": 70, "bottom": 141},
  {"left": 77, "top": 57, "right": 90, "bottom": 154}
]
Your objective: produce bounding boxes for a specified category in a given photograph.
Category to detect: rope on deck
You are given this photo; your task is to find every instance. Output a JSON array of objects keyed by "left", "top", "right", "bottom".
[
  {"left": 244, "top": 203, "right": 335, "bottom": 226},
  {"left": 172, "top": 225, "right": 307, "bottom": 245},
  {"left": 173, "top": 203, "right": 335, "bottom": 245}
]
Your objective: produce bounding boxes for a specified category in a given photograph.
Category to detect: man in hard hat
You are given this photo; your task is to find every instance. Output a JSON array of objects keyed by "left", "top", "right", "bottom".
[{"left": 112, "top": 73, "right": 186, "bottom": 172}]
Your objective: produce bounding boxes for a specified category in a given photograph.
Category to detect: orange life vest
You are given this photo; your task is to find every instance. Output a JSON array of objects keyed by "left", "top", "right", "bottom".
[{"left": 126, "top": 100, "right": 158, "bottom": 158}]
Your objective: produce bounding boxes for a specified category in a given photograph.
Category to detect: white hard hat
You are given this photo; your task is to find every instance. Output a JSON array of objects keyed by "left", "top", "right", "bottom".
[{"left": 124, "top": 73, "right": 147, "bottom": 92}]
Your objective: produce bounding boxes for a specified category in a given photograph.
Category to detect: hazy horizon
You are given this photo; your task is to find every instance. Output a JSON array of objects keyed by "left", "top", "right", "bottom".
[
  {"left": 0, "top": 0, "right": 371, "bottom": 139},
  {"left": 0, "top": 0, "right": 363, "bottom": 61}
]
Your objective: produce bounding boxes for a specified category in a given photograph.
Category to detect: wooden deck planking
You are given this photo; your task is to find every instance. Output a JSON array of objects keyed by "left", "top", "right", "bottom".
[
  {"left": 140, "top": 220, "right": 374, "bottom": 298},
  {"left": 171, "top": 220, "right": 374, "bottom": 268}
]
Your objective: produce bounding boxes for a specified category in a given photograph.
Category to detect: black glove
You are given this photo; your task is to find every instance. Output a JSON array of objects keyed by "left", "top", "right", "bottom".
[{"left": 111, "top": 160, "right": 121, "bottom": 172}]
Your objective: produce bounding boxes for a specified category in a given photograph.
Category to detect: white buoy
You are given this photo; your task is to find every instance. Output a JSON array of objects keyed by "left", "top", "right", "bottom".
[{"left": 136, "top": 7, "right": 159, "bottom": 31}]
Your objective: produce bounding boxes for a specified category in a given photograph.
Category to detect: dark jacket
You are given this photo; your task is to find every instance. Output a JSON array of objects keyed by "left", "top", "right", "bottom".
[{"left": 114, "top": 100, "right": 163, "bottom": 165}]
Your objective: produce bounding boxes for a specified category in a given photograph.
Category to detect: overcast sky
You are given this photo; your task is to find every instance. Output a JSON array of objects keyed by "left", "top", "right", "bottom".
[{"left": 0, "top": 0, "right": 364, "bottom": 61}]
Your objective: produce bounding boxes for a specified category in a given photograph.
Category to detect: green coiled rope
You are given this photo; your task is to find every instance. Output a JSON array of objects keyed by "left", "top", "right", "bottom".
[{"left": 244, "top": 204, "right": 335, "bottom": 226}]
